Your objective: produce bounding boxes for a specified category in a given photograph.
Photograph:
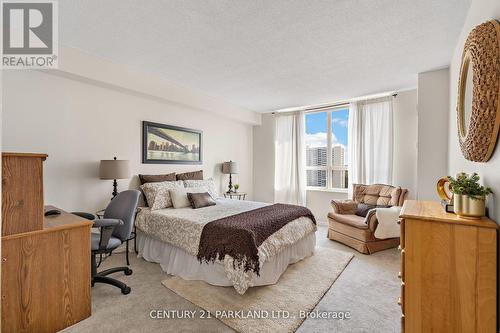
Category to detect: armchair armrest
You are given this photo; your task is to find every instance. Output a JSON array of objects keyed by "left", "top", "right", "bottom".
[
  {"left": 365, "top": 209, "right": 379, "bottom": 231},
  {"left": 331, "top": 200, "right": 357, "bottom": 215},
  {"left": 93, "top": 218, "right": 123, "bottom": 251}
]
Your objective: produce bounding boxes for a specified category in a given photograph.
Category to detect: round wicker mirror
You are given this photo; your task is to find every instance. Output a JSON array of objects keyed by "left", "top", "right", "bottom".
[{"left": 457, "top": 20, "right": 500, "bottom": 162}]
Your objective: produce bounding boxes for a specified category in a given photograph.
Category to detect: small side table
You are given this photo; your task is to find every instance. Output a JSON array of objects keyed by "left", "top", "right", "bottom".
[
  {"left": 224, "top": 192, "right": 247, "bottom": 200},
  {"left": 96, "top": 209, "right": 138, "bottom": 266}
]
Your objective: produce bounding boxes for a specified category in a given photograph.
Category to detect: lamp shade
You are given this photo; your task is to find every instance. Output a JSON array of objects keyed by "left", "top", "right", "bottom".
[
  {"left": 222, "top": 161, "right": 238, "bottom": 174},
  {"left": 99, "top": 159, "right": 130, "bottom": 180}
]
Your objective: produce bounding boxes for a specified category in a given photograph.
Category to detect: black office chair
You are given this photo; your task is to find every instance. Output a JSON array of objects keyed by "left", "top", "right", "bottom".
[{"left": 74, "top": 190, "right": 140, "bottom": 295}]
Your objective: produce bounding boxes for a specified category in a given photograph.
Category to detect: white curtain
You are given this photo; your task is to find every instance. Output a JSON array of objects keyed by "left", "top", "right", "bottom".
[
  {"left": 348, "top": 97, "right": 394, "bottom": 195},
  {"left": 274, "top": 112, "right": 306, "bottom": 205}
]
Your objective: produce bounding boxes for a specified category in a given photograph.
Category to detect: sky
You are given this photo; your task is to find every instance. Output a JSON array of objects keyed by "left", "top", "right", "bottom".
[{"left": 305, "top": 108, "right": 349, "bottom": 148}]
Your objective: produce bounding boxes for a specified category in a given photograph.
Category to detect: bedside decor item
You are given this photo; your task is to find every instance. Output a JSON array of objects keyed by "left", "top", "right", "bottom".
[
  {"left": 142, "top": 121, "right": 202, "bottom": 164},
  {"left": 223, "top": 192, "right": 247, "bottom": 200},
  {"left": 456, "top": 20, "right": 500, "bottom": 162},
  {"left": 448, "top": 172, "right": 492, "bottom": 219},
  {"left": 222, "top": 160, "right": 238, "bottom": 193},
  {"left": 233, "top": 184, "right": 240, "bottom": 192},
  {"left": 99, "top": 157, "right": 131, "bottom": 199}
]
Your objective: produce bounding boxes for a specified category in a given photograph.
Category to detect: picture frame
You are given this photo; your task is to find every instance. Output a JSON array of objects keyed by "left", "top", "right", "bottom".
[{"left": 142, "top": 121, "right": 203, "bottom": 164}]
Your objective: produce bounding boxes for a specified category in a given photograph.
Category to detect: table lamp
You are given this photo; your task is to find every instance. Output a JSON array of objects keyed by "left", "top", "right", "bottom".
[
  {"left": 99, "top": 157, "right": 131, "bottom": 199},
  {"left": 222, "top": 160, "right": 238, "bottom": 193}
]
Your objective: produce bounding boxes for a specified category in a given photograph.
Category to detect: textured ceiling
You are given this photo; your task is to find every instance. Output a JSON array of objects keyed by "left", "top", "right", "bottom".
[{"left": 60, "top": 0, "right": 470, "bottom": 112}]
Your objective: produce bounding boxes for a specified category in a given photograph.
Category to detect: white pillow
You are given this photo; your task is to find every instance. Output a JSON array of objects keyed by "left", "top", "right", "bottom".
[
  {"left": 140, "top": 180, "right": 184, "bottom": 210},
  {"left": 184, "top": 178, "right": 219, "bottom": 199},
  {"left": 169, "top": 186, "right": 209, "bottom": 209}
]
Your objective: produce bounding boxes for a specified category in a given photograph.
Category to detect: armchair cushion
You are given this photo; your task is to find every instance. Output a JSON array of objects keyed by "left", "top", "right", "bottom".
[
  {"left": 328, "top": 212, "right": 367, "bottom": 229},
  {"left": 331, "top": 200, "right": 357, "bottom": 215},
  {"left": 353, "top": 184, "right": 402, "bottom": 206}
]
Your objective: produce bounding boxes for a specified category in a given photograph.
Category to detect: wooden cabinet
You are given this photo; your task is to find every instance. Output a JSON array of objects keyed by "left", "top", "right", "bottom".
[
  {"left": 1, "top": 153, "right": 92, "bottom": 332},
  {"left": 2, "top": 152, "right": 47, "bottom": 236},
  {"left": 399, "top": 200, "right": 497, "bottom": 333}
]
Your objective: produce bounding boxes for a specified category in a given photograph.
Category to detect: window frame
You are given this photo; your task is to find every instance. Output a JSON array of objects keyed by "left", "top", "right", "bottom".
[{"left": 305, "top": 106, "right": 349, "bottom": 193}]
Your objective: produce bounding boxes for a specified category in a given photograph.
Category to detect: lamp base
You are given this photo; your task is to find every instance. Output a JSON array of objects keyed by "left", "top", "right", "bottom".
[
  {"left": 226, "top": 173, "right": 233, "bottom": 193},
  {"left": 112, "top": 179, "right": 118, "bottom": 200}
]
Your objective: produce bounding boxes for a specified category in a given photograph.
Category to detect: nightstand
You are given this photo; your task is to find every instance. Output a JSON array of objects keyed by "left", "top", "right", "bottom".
[{"left": 223, "top": 192, "right": 247, "bottom": 200}]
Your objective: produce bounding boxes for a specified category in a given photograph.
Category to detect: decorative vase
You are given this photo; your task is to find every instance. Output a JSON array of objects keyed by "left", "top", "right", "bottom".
[{"left": 453, "top": 194, "right": 486, "bottom": 219}]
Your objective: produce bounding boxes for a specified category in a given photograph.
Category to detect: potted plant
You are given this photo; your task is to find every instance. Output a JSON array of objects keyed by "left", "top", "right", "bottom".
[
  {"left": 447, "top": 172, "right": 492, "bottom": 219},
  {"left": 233, "top": 184, "right": 240, "bottom": 193}
]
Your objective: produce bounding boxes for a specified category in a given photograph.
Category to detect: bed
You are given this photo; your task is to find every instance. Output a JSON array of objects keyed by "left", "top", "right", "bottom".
[{"left": 135, "top": 198, "right": 317, "bottom": 294}]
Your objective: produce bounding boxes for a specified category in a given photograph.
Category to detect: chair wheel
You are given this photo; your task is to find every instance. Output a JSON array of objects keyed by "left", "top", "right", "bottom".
[
  {"left": 125, "top": 268, "right": 133, "bottom": 276},
  {"left": 121, "top": 286, "right": 131, "bottom": 295}
]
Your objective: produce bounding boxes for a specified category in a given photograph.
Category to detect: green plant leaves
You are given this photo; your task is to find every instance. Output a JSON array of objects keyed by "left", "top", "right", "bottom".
[{"left": 447, "top": 172, "right": 493, "bottom": 197}]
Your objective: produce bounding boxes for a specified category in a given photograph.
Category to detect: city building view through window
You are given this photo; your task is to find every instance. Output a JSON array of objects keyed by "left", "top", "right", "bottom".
[{"left": 305, "top": 108, "right": 349, "bottom": 189}]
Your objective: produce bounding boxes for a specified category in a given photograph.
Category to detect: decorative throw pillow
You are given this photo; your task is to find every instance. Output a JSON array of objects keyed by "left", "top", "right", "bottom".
[
  {"left": 176, "top": 170, "right": 203, "bottom": 181},
  {"left": 140, "top": 180, "right": 184, "bottom": 210},
  {"left": 355, "top": 203, "right": 391, "bottom": 217},
  {"left": 169, "top": 186, "right": 209, "bottom": 209},
  {"left": 183, "top": 178, "right": 218, "bottom": 199},
  {"left": 138, "top": 173, "right": 176, "bottom": 185},
  {"left": 187, "top": 192, "right": 216, "bottom": 209},
  {"left": 138, "top": 173, "right": 177, "bottom": 207}
]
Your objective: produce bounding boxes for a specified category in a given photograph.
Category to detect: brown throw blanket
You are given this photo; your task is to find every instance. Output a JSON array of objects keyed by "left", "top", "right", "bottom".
[{"left": 197, "top": 203, "right": 316, "bottom": 275}]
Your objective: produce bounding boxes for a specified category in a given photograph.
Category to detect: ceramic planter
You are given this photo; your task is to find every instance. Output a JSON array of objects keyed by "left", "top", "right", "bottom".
[{"left": 453, "top": 193, "right": 486, "bottom": 219}]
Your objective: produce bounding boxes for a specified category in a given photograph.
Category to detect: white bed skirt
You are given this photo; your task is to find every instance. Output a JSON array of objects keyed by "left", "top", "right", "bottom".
[{"left": 137, "top": 231, "right": 316, "bottom": 287}]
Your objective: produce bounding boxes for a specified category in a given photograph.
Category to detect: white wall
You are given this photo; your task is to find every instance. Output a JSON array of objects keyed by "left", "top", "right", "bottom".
[
  {"left": 447, "top": 0, "right": 500, "bottom": 221},
  {"left": 393, "top": 89, "right": 418, "bottom": 198},
  {"left": 416, "top": 68, "right": 450, "bottom": 200},
  {"left": 2, "top": 70, "right": 255, "bottom": 213},
  {"left": 252, "top": 90, "right": 419, "bottom": 221}
]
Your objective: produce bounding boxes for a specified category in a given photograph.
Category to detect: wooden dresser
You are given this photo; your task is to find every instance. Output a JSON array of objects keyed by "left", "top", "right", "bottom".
[
  {"left": 399, "top": 200, "right": 497, "bottom": 333},
  {"left": 1, "top": 153, "right": 93, "bottom": 332}
]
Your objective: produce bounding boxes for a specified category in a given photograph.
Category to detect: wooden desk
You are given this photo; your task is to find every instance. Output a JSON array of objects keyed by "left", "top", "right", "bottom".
[{"left": 1, "top": 206, "right": 93, "bottom": 333}]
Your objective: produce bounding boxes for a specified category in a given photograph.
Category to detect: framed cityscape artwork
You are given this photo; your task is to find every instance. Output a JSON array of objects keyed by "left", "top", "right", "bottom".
[{"left": 142, "top": 121, "right": 202, "bottom": 164}]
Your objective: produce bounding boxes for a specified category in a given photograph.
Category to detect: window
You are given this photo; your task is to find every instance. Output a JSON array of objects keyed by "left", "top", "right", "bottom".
[{"left": 305, "top": 107, "right": 349, "bottom": 190}]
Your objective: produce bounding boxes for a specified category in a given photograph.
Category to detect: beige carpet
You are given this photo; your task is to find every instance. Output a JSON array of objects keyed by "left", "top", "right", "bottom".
[{"left": 162, "top": 247, "right": 353, "bottom": 333}]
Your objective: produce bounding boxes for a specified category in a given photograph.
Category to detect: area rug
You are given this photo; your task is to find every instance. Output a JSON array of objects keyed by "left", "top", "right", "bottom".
[{"left": 162, "top": 247, "right": 354, "bottom": 333}]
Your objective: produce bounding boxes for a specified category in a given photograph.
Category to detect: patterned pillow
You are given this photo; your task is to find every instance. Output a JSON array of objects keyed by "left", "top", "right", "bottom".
[
  {"left": 140, "top": 180, "right": 184, "bottom": 210},
  {"left": 183, "top": 178, "right": 218, "bottom": 199}
]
